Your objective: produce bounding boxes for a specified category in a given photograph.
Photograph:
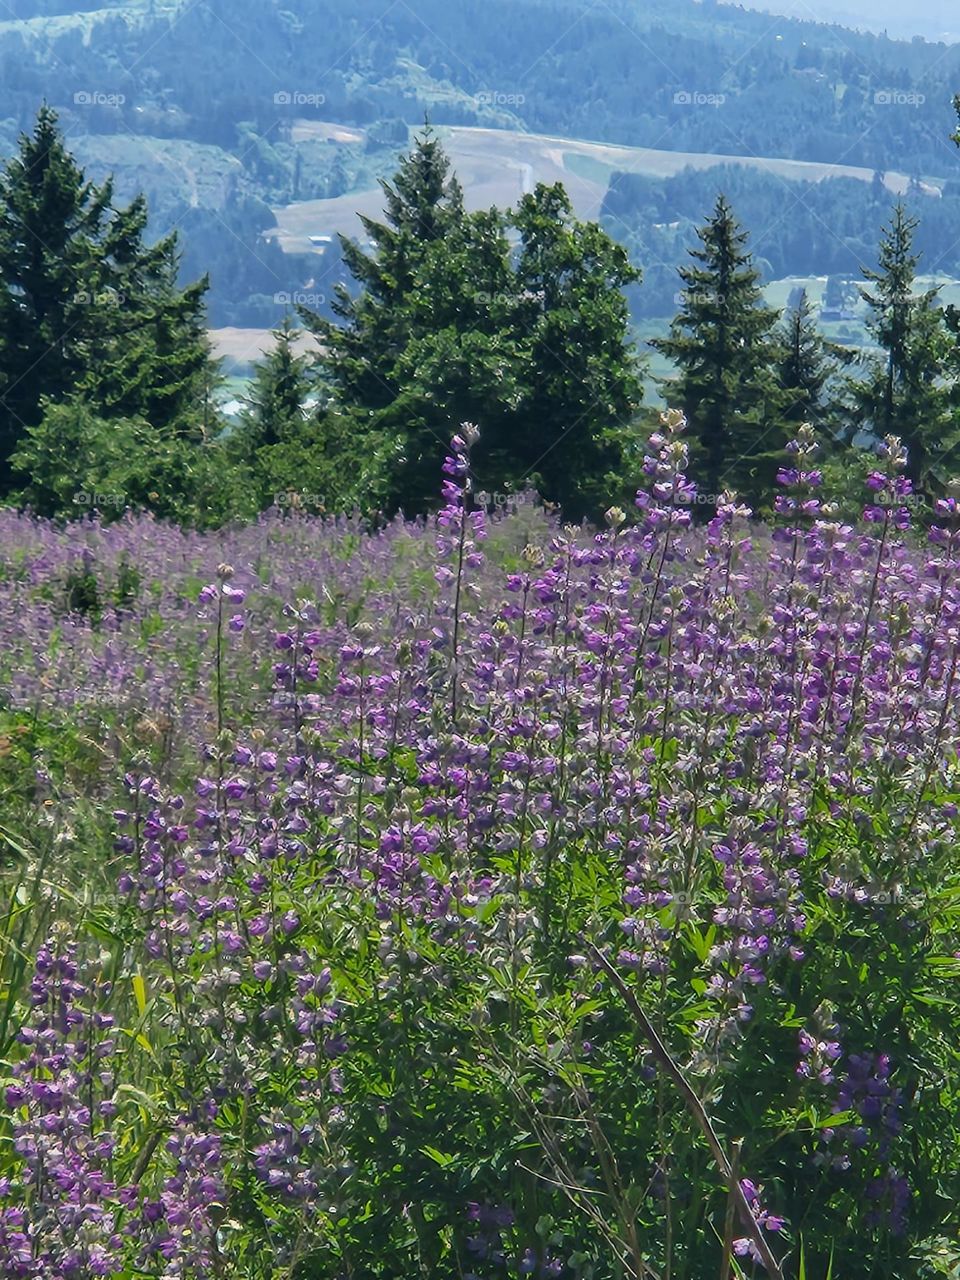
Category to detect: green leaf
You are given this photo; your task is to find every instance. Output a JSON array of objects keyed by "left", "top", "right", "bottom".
[
  {"left": 115, "top": 1084, "right": 160, "bottom": 1114},
  {"left": 132, "top": 973, "right": 147, "bottom": 1017},
  {"left": 420, "top": 1145, "right": 455, "bottom": 1167}
]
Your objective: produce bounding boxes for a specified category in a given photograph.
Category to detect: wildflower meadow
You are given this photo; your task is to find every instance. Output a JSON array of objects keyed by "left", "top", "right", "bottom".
[{"left": 1, "top": 414, "right": 960, "bottom": 1280}]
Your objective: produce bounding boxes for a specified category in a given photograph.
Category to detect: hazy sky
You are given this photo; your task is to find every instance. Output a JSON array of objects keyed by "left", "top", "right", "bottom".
[{"left": 724, "top": 1, "right": 959, "bottom": 42}]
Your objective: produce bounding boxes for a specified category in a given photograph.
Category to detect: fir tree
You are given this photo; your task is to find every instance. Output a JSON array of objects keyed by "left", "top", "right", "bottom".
[
  {"left": 237, "top": 315, "right": 315, "bottom": 453},
  {"left": 302, "top": 132, "right": 642, "bottom": 517},
  {"left": 82, "top": 200, "right": 214, "bottom": 440},
  {"left": 231, "top": 318, "right": 385, "bottom": 515},
  {"left": 0, "top": 106, "right": 112, "bottom": 483},
  {"left": 777, "top": 288, "right": 851, "bottom": 434},
  {"left": 500, "top": 182, "right": 643, "bottom": 519},
  {"left": 0, "top": 107, "right": 214, "bottom": 491},
  {"left": 942, "top": 305, "right": 960, "bottom": 483},
  {"left": 847, "top": 204, "right": 951, "bottom": 489},
  {"left": 651, "top": 195, "right": 787, "bottom": 510},
  {"left": 303, "top": 124, "right": 466, "bottom": 420}
]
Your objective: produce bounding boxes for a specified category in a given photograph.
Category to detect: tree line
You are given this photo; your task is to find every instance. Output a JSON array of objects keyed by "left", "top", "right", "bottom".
[
  {"left": 4, "top": 0, "right": 957, "bottom": 175},
  {"left": 2, "top": 108, "right": 960, "bottom": 527},
  {"left": 5, "top": 0, "right": 956, "bottom": 335},
  {"left": 605, "top": 165, "right": 960, "bottom": 321}
]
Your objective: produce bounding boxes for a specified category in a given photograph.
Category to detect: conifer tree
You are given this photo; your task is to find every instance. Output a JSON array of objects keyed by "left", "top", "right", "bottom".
[
  {"left": 847, "top": 204, "right": 952, "bottom": 489},
  {"left": 651, "top": 195, "right": 787, "bottom": 509},
  {"left": 0, "top": 106, "right": 111, "bottom": 482},
  {"left": 302, "top": 131, "right": 642, "bottom": 517},
  {"left": 304, "top": 124, "right": 466, "bottom": 418},
  {"left": 237, "top": 315, "right": 314, "bottom": 452},
  {"left": 778, "top": 288, "right": 851, "bottom": 434},
  {"left": 231, "top": 318, "right": 384, "bottom": 514},
  {"left": 940, "top": 307, "right": 960, "bottom": 487},
  {"left": 81, "top": 199, "right": 214, "bottom": 440},
  {"left": 0, "top": 107, "right": 214, "bottom": 491},
  {"left": 499, "top": 182, "right": 642, "bottom": 519}
]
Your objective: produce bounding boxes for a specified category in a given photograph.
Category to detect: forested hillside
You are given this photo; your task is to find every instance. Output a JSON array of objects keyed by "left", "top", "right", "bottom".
[
  {"left": 602, "top": 164, "right": 960, "bottom": 317},
  {"left": 2, "top": 0, "right": 957, "bottom": 167},
  {"left": 732, "top": 0, "right": 959, "bottom": 41},
  {"left": 0, "top": 0, "right": 959, "bottom": 323}
]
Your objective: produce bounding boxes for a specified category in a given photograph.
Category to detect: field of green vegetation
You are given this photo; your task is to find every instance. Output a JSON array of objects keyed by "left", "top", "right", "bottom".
[{"left": 3, "top": 416, "right": 960, "bottom": 1278}]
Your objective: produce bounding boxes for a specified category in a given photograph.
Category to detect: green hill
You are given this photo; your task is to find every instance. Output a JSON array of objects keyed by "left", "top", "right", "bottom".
[{"left": 2, "top": 0, "right": 958, "bottom": 328}]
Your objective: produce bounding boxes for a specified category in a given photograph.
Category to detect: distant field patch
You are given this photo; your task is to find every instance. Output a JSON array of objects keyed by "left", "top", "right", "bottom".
[
  {"left": 269, "top": 122, "right": 943, "bottom": 254},
  {"left": 209, "top": 326, "right": 319, "bottom": 371}
]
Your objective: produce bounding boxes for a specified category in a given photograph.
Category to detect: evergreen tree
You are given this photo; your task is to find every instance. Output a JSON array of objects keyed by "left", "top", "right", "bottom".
[
  {"left": 237, "top": 316, "right": 315, "bottom": 452},
  {"left": 304, "top": 124, "right": 466, "bottom": 421},
  {"left": 499, "top": 183, "right": 643, "bottom": 519},
  {"left": 929, "top": 302, "right": 960, "bottom": 488},
  {"left": 81, "top": 199, "right": 214, "bottom": 440},
  {"left": 651, "top": 195, "right": 787, "bottom": 509},
  {"left": 0, "top": 106, "right": 112, "bottom": 484},
  {"left": 251, "top": 408, "right": 389, "bottom": 518},
  {"left": 303, "top": 131, "right": 642, "bottom": 517},
  {"left": 11, "top": 397, "right": 251, "bottom": 528},
  {"left": 777, "top": 288, "right": 851, "bottom": 433},
  {"left": 0, "top": 107, "right": 214, "bottom": 492},
  {"left": 376, "top": 202, "right": 527, "bottom": 514},
  {"left": 823, "top": 275, "right": 856, "bottom": 314},
  {"left": 232, "top": 318, "right": 386, "bottom": 515},
  {"left": 326, "top": 152, "right": 349, "bottom": 199},
  {"left": 301, "top": 127, "right": 501, "bottom": 512},
  {"left": 846, "top": 204, "right": 951, "bottom": 488}
]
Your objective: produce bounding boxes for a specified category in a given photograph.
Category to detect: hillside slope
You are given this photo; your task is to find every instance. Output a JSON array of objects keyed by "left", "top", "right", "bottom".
[
  {"left": 2, "top": 0, "right": 957, "bottom": 328},
  {"left": 268, "top": 123, "right": 943, "bottom": 252},
  {"left": 727, "top": 1, "right": 959, "bottom": 42},
  {"left": 1, "top": 0, "right": 958, "bottom": 173}
]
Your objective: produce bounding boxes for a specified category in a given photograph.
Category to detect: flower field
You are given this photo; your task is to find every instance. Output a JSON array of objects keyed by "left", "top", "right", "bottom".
[{"left": 1, "top": 415, "right": 960, "bottom": 1279}]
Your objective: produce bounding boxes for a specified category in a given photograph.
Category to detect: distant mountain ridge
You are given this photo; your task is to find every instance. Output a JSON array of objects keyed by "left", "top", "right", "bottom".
[
  {"left": 724, "top": 1, "right": 959, "bottom": 43},
  {"left": 1, "top": 0, "right": 957, "bottom": 326},
  {"left": 1, "top": 0, "right": 957, "bottom": 174}
]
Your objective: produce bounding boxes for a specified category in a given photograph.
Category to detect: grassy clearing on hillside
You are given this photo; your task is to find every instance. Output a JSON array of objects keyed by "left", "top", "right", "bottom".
[{"left": 269, "top": 122, "right": 945, "bottom": 252}]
